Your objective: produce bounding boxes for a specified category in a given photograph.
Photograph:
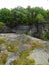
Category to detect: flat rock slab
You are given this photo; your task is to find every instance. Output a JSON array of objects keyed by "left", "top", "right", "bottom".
[
  {"left": 30, "top": 48, "right": 49, "bottom": 65},
  {"left": 0, "top": 34, "right": 49, "bottom": 65}
]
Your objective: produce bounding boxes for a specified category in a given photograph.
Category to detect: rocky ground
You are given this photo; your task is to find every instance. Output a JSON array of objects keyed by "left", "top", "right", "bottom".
[{"left": 0, "top": 33, "right": 49, "bottom": 65}]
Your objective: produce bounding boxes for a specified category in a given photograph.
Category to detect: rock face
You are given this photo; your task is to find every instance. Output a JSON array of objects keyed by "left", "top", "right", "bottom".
[
  {"left": 5, "top": 53, "right": 19, "bottom": 65},
  {"left": 0, "top": 34, "right": 49, "bottom": 65},
  {"left": 30, "top": 48, "right": 49, "bottom": 65}
]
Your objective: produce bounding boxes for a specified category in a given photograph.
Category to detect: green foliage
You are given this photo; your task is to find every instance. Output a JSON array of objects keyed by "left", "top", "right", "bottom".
[
  {"left": 0, "top": 7, "right": 47, "bottom": 27},
  {"left": 25, "top": 30, "right": 29, "bottom": 35},
  {"left": 36, "top": 14, "right": 45, "bottom": 23},
  {"left": 42, "top": 27, "right": 49, "bottom": 40}
]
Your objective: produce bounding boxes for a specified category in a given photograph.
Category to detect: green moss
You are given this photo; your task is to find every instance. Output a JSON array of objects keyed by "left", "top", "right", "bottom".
[
  {"left": 32, "top": 41, "right": 44, "bottom": 49},
  {"left": 6, "top": 44, "right": 18, "bottom": 53},
  {"left": 0, "top": 53, "right": 8, "bottom": 64},
  {"left": 10, "top": 57, "right": 35, "bottom": 65},
  {"left": 10, "top": 60, "right": 17, "bottom": 65},
  {"left": 48, "top": 58, "right": 49, "bottom": 62},
  {"left": 0, "top": 39, "right": 8, "bottom": 44},
  {"left": 26, "top": 57, "right": 35, "bottom": 63}
]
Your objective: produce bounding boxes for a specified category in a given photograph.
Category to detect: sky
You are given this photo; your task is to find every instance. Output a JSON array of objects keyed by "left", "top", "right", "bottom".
[{"left": 0, "top": 0, "right": 49, "bottom": 10}]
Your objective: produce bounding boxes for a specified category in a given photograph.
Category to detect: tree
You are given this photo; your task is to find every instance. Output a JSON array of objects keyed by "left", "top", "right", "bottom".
[
  {"left": 0, "top": 8, "right": 11, "bottom": 23},
  {"left": 43, "top": 27, "right": 49, "bottom": 40},
  {"left": 0, "top": 22, "right": 5, "bottom": 32},
  {"left": 35, "top": 14, "right": 46, "bottom": 38}
]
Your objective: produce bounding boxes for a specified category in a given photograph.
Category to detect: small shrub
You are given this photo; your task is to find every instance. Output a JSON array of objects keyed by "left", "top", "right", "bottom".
[{"left": 25, "top": 30, "right": 29, "bottom": 35}]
